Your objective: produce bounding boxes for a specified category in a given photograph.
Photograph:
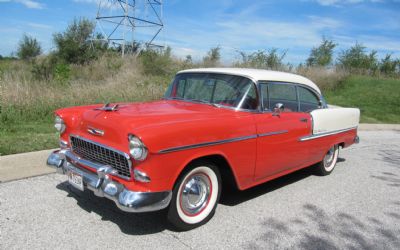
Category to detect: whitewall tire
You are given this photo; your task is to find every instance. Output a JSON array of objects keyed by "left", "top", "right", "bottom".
[
  {"left": 315, "top": 145, "right": 339, "bottom": 176},
  {"left": 167, "top": 162, "right": 221, "bottom": 231}
]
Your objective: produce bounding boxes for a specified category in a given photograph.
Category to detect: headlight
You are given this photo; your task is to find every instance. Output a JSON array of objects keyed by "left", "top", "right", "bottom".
[
  {"left": 54, "top": 115, "right": 66, "bottom": 134},
  {"left": 128, "top": 135, "right": 148, "bottom": 161}
]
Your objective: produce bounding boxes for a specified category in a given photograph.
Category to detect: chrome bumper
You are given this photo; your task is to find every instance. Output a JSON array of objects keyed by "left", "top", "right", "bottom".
[{"left": 47, "top": 149, "right": 171, "bottom": 213}]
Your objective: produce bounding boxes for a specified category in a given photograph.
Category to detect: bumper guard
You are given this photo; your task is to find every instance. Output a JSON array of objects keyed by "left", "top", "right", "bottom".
[{"left": 47, "top": 149, "right": 171, "bottom": 213}]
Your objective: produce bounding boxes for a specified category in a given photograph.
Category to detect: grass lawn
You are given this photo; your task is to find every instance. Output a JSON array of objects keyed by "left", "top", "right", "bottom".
[
  {"left": 0, "top": 75, "right": 399, "bottom": 156},
  {"left": 0, "top": 121, "right": 58, "bottom": 156},
  {"left": 324, "top": 75, "right": 400, "bottom": 123}
]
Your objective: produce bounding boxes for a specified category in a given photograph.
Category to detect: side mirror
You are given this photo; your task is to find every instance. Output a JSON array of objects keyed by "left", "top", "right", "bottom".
[{"left": 273, "top": 103, "right": 284, "bottom": 116}]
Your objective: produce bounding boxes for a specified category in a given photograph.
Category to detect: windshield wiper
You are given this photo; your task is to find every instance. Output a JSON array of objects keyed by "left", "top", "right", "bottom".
[
  {"left": 190, "top": 99, "right": 221, "bottom": 108},
  {"left": 167, "top": 97, "right": 221, "bottom": 108}
]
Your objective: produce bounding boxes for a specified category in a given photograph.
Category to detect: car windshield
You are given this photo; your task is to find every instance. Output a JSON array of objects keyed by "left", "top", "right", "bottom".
[{"left": 164, "top": 73, "right": 258, "bottom": 110}]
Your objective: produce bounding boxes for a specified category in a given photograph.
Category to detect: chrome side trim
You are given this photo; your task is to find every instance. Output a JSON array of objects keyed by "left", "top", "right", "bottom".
[
  {"left": 158, "top": 130, "right": 288, "bottom": 154},
  {"left": 158, "top": 135, "right": 258, "bottom": 154},
  {"left": 258, "top": 130, "right": 288, "bottom": 137},
  {"left": 299, "top": 126, "right": 357, "bottom": 141},
  {"left": 47, "top": 150, "right": 172, "bottom": 213}
]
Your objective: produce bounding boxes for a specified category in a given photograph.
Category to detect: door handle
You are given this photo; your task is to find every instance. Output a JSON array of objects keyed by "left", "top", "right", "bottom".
[{"left": 299, "top": 118, "right": 308, "bottom": 122}]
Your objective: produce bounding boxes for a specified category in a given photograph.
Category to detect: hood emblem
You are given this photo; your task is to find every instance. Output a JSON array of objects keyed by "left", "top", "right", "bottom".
[
  {"left": 87, "top": 127, "right": 105, "bottom": 136},
  {"left": 94, "top": 103, "right": 119, "bottom": 112}
]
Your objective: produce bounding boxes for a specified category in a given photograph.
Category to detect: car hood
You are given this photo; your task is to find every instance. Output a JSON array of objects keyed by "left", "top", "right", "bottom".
[
  {"left": 58, "top": 100, "right": 247, "bottom": 152},
  {"left": 80, "top": 100, "right": 233, "bottom": 129}
]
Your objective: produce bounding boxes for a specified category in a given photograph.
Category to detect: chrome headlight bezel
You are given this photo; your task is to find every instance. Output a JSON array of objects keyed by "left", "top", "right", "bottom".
[
  {"left": 128, "top": 134, "right": 148, "bottom": 161},
  {"left": 54, "top": 115, "right": 66, "bottom": 134}
]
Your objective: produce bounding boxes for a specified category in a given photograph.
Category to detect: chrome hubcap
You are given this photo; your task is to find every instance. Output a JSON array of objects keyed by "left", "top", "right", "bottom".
[
  {"left": 180, "top": 173, "right": 211, "bottom": 216},
  {"left": 324, "top": 147, "right": 335, "bottom": 167}
]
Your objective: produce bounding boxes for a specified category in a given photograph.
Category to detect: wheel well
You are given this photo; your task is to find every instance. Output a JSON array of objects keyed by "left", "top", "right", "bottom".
[
  {"left": 339, "top": 142, "right": 345, "bottom": 149},
  {"left": 186, "top": 155, "right": 239, "bottom": 192}
]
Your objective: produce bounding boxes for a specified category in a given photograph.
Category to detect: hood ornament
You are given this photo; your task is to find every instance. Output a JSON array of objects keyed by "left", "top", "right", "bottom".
[
  {"left": 87, "top": 127, "right": 105, "bottom": 136},
  {"left": 94, "top": 103, "right": 119, "bottom": 112}
]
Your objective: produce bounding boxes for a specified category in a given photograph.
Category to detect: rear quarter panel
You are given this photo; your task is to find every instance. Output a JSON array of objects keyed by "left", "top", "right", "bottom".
[{"left": 311, "top": 107, "right": 360, "bottom": 134}]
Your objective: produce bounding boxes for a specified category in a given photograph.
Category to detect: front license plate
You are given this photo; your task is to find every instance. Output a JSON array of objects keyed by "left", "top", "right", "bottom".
[{"left": 68, "top": 171, "right": 84, "bottom": 191}]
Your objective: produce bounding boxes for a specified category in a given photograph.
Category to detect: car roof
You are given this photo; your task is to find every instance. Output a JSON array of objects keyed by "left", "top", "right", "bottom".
[{"left": 177, "top": 68, "right": 321, "bottom": 94}]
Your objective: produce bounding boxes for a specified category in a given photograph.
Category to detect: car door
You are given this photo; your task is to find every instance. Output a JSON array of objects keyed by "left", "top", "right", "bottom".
[{"left": 254, "top": 82, "right": 312, "bottom": 180}]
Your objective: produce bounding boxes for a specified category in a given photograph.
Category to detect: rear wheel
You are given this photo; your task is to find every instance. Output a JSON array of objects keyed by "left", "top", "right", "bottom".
[
  {"left": 315, "top": 145, "right": 339, "bottom": 176},
  {"left": 167, "top": 162, "right": 221, "bottom": 231}
]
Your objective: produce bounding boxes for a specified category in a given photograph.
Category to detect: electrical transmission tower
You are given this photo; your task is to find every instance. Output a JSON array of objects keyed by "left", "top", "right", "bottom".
[{"left": 93, "top": 0, "right": 164, "bottom": 56}]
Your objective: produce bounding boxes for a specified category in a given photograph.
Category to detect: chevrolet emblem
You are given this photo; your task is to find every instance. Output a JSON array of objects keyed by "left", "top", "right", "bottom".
[{"left": 87, "top": 127, "right": 105, "bottom": 136}]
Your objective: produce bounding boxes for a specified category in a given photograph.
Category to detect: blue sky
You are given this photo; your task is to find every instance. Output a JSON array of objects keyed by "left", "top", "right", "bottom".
[{"left": 0, "top": 0, "right": 399, "bottom": 64}]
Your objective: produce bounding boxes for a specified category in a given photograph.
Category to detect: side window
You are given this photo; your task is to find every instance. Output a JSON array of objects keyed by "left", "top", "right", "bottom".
[
  {"left": 269, "top": 83, "right": 298, "bottom": 112},
  {"left": 298, "top": 86, "right": 320, "bottom": 112}
]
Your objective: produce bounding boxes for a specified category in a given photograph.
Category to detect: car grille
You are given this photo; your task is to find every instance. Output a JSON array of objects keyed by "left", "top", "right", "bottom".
[{"left": 70, "top": 136, "right": 132, "bottom": 178}]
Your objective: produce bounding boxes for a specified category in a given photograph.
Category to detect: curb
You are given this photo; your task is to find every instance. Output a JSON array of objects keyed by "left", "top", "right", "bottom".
[
  {"left": 358, "top": 123, "right": 400, "bottom": 131},
  {"left": 0, "top": 149, "right": 56, "bottom": 183}
]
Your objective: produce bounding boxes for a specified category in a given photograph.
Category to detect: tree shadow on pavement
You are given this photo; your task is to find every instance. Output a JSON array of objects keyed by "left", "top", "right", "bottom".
[
  {"left": 56, "top": 182, "right": 169, "bottom": 235},
  {"left": 379, "top": 149, "right": 400, "bottom": 168},
  {"left": 246, "top": 202, "right": 400, "bottom": 249},
  {"left": 371, "top": 149, "right": 400, "bottom": 187}
]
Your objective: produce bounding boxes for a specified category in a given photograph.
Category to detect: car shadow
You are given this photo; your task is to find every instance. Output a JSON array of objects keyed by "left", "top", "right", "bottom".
[
  {"left": 55, "top": 161, "right": 341, "bottom": 234},
  {"left": 56, "top": 182, "right": 170, "bottom": 235},
  {"left": 220, "top": 166, "right": 316, "bottom": 206}
]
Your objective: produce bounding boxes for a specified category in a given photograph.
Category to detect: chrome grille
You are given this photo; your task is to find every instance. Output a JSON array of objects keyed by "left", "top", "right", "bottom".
[{"left": 70, "top": 136, "right": 131, "bottom": 178}]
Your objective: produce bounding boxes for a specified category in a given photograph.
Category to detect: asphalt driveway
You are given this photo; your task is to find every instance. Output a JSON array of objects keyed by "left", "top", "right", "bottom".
[{"left": 1, "top": 131, "right": 399, "bottom": 249}]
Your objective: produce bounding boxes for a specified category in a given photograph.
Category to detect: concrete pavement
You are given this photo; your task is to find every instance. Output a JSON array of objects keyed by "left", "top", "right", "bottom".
[{"left": 0, "top": 130, "right": 399, "bottom": 249}]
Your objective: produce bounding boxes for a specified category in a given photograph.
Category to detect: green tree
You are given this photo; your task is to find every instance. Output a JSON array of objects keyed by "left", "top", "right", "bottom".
[
  {"left": 235, "top": 48, "right": 286, "bottom": 70},
  {"left": 306, "top": 38, "right": 336, "bottom": 67},
  {"left": 17, "top": 34, "right": 42, "bottom": 60},
  {"left": 182, "top": 54, "right": 193, "bottom": 68},
  {"left": 337, "top": 43, "right": 378, "bottom": 74},
  {"left": 53, "top": 18, "right": 96, "bottom": 64},
  {"left": 379, "top": 54, "right": 399, "bottom": 76},
  {"left": 203, "top": 46, "right": 221, "bottom": 67}
]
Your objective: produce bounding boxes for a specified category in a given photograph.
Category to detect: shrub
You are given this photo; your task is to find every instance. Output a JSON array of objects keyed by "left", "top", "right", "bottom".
[
  {"left": 139, "top": 47, "right": 174, "bottom": 76},
  {"left": 31, "top": 55, "right": 58, "bottom": 81},
  {"left": 306, "top": 38, "right": 336, "bottom": 67},
  {"left": 53, "top": 18, "right": 96, "bottom": 64},
  {"left": 203, "top": 47, "right": 221, "bottom": 67},
  {"left": 17, "top": 34, "right": 42, "bottom": 60},
  {"left": 235, "top": 49, "right": 287, "bottom": 70},
  {"left": 380, "top": 54, "right": 399, "bottom": 76},
  {"left": 54, "top": 63, "right": 71, "bottom": 85},
  {"left": 337, "top": 43, "right": 378, "bottom": 74}
]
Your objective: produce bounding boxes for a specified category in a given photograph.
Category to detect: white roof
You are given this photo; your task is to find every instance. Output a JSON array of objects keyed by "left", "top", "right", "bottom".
[{"left": 178, "top": 68, "right": 321, "bottom": 94}]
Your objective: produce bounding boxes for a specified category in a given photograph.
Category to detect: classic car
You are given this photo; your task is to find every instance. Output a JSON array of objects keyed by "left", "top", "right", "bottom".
[{"left": 47, "top": 68, "right": 360, "bottom": 230}]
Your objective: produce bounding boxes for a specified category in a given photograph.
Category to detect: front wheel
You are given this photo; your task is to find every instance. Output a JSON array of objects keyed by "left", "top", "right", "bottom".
[
  {"left": 315, "top": 145, "right": 339, "bottom": 176},
  {"left": 167, "top": 162, "right": 221, "bottom": 231}
]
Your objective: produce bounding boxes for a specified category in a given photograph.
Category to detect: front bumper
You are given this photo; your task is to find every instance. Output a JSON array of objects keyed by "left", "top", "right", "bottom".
[{"left": 47, "top": 149, "right": 171, "bottom": 213}]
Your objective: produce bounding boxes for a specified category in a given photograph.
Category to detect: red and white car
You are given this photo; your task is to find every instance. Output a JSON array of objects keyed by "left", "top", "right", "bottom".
[{"left": 47, "top": 68, "right": 360, "bottom": 230}]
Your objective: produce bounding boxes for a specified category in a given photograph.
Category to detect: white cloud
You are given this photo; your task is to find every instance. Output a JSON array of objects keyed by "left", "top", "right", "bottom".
[
  {"left": 165, "top": 14, "right": 343, "bottom": 63},
  {"left": 27, "top": 22, "right": 52, "bottom": 29},
  {"left": 312, "top": 0, "right": 384, "bottom": 6},
  {"left": 0, "top": 0, "right": 45, "bottom": 9},
  {"left": 73, "top": 0, "right": 120, "bottom": 10}
]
